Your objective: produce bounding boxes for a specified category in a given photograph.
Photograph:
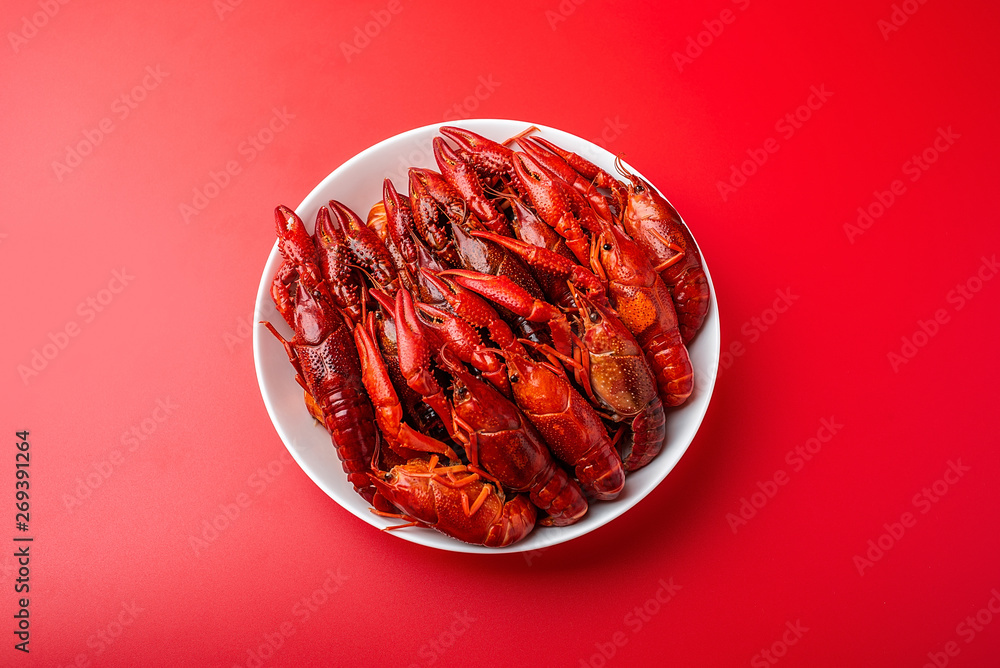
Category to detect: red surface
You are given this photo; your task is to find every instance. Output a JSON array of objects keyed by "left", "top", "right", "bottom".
[{"left": 3, "top": 1, "right": 999, "bottom": 666}]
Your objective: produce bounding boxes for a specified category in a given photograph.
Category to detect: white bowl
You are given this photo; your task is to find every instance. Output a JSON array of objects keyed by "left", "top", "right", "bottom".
[{"left": 253, "top": 119, "right": 720, "bottom": 553}]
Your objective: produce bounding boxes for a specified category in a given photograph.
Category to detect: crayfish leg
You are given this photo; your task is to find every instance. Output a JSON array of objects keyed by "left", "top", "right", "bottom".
[
  {"left": 466, "top": 464, "right": 502, "bottom": 487},
  {"left": 519, "top": 337, "right": 598, "bottom": 408},
  {"left": 431, "top": 472, "right": 480, "bottom": 489},
  {"left": 264, "top": 320, "right": 313, "bottom": 393},
  {"left": 462, "top": 486, "right": 492, "bottom": 517},
  {"left": 370, "top": 508, "right": 425, "bottom": 531},
  {"left": 648, "top": 229, "right": 685, "bottom": 272},
  {"left": 398, "top": 422, "right": 459, "bottom": 462}
]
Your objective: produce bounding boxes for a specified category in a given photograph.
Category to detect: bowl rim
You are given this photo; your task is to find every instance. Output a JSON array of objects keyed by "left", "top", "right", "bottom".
[{"left": 252, "top": 118, "right": 721, "bottom": 553}]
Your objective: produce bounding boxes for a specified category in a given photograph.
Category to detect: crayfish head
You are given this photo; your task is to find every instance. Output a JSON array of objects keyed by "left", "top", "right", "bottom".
[
  {"left": 439, "top": 345, "right": 514, "bottom": 433},
  {"left": 368, "top": 460, "right": 438, "bottom": 523},
  {"left": 502, "top": 349, "right": 565, "bottom": 413},
  {"left": 291, "top": 276, "right": 341, "bottom": 346},
  {"left": 595, "top": 221, "right": 654, "bottom": 289},
  {"left": 450, "top": 378, "right": 472, "bottom": 410},
  {"left": 618, "top": 164, "right": 683, "bottom": 231},
  {"left": 614, "top": 156, "right": 643, "bottom": 191},
  {"left": 572, "top": 287, "right": 640, "bottom": 359},
  {"left": 614, "top": 158, "right": 653, "bottom": 206}
]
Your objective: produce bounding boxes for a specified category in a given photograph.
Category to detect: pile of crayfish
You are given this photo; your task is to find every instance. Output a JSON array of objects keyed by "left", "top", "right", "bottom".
[{"left": 265, "top": 126, "right": 709, "bottom": 547}]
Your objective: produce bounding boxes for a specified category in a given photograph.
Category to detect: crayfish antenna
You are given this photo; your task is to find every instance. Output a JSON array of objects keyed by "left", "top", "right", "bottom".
[
  {"left": 502, "top": 125, "right": 540, "bottom": 148},
  {"left": 369, "top": 425, "right": 384, "bottom": 473},
  {"left": 613, "top": 155, "right": 631, "bottom": 180},
  {"left": 380, "top": 519, "right": 422, "bottom": 531}
]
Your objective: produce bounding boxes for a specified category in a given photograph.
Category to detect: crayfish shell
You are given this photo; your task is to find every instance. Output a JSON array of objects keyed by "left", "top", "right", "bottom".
[{"left": 370, "top": 460, "right": 537, "bottom": 548}]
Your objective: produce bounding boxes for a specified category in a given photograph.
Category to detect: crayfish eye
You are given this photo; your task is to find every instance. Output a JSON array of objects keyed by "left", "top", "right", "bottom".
[
  {"left": 589, "top": 311, "right": 600, "bottom": 323},
  {"left": 455, "top": 386, "right": 467, "bottom": 398},
  {"left": 602, "top": 243, "right": 612, "bottom": 251},
  {"left": 635, "top": 184, "right": 645, "bottom": 192},
  {"left": 509, "top": 373, "right": 519, "bottom": 383}
]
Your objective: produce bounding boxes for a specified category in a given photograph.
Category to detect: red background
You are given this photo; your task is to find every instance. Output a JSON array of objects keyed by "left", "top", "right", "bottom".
[{"left": 3, "top": 0, "right": 999, "bottom": 666}]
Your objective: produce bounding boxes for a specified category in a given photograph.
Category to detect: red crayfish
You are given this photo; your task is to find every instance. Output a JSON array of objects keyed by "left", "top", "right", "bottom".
[{"left": 264, "top": 125, "right": 709, "bottom": 547}]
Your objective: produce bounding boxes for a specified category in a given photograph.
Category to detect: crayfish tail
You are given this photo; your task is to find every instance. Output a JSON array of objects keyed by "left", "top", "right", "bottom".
[
  {"left": 484, "top": 495, "right": 537, "bottom": 548},
  {"left": 621, "top": 397, "right": 667, "bottom": 473},
  {"left": 531, "top": 466, "right": 588, "bottom": 527}
]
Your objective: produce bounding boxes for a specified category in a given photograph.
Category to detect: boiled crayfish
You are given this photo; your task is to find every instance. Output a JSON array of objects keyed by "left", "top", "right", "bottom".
[{"left": 265, "top": 125, "right": 709, "bottom": 547}]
